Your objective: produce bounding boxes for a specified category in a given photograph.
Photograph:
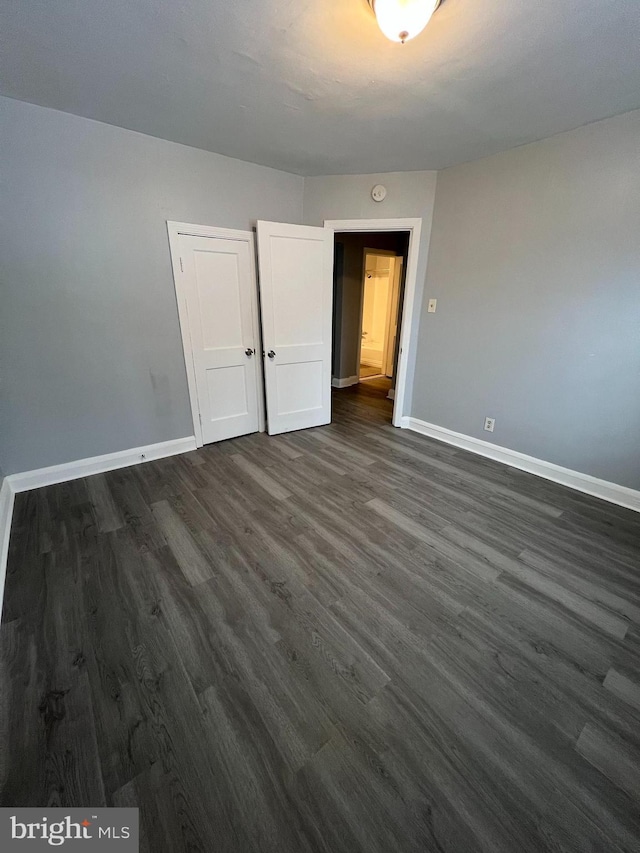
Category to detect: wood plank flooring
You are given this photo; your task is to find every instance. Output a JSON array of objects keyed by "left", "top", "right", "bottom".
[{"left": 2, "top": 377, "right": 640, "bottom": 851}]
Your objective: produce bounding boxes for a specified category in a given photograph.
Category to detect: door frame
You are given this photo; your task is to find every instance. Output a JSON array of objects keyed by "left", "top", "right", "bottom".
[
  {"left": 385, "top": 255, "right": 403, "bottom": 378},
  {"left": 166, "top": 220, "right": 265, "bottom": 448},
  {"left": 358, "top": 247, "right": 396, "bottom": 381},
  {"left": 324, "top": 218, "right": 422, "bottom": 428}
]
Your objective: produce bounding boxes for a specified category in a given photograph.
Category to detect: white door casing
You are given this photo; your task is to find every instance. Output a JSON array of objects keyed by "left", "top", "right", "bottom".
[
  {"left": 382, "top": 256, "right": 395, "bottom": 375},
  {"left": 167, "top": 223, "right": 263, "bottom": 446},
  {"left": 256, "top": 221, "right": 334, "bottom": 435},
  {"left": 385, "top": 256, "right": 403, "bottom": 377},
  {"left": 358, "top": 248, "right": 396, "bottom": 374}
]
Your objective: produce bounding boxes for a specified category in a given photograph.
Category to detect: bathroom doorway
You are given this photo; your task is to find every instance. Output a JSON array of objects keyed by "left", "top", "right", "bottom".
[{"left": 359, "top": 248, "right": 404, "bottom": 383}]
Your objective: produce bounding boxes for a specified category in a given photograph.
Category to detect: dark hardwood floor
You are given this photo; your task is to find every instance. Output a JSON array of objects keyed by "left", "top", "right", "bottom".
[{"left": 2, "top": 380, "right": 640, "bottom": 851}]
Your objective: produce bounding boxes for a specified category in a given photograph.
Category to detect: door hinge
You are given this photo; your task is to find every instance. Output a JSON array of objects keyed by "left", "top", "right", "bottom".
[{"left": 180, "top": 257, "right": 184, "bottom": 273}]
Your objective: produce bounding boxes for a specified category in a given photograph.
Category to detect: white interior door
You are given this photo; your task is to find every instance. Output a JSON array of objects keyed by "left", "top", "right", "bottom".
[
  {"left": 256, "top": 221, "right": 334, "bottom": 435},
  {"left": 385, "top": 256, "right": 403, "bottom": 377},
  {"left": 178, "top": 233, "right": 261, "bottom": 444}
]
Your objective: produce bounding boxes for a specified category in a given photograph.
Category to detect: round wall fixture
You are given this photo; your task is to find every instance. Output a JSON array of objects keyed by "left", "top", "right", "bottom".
[{"left": 371, "top": 184, "right": 387, "bottom": 202}]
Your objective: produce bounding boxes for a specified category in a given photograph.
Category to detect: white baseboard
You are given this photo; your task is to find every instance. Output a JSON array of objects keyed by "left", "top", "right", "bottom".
[
  {"left": 7, "top": 436, "right": 197, "bottom": 494},
  {"left": 0, "top": 478, "right": 16, "bottom": 622},
  {"left": 332, "top": 375, "right": 359, "bottom": 389},
  {"left": 406, "top": 417, "right": 640, "bottom": 513},
  {"left": 0, "top": 436, "right": 197, "bottom": 624}
]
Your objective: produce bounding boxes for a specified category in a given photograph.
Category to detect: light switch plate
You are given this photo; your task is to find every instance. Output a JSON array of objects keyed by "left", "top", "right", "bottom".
[{"left": 427, "top": 298, "right": 437, "bottom": 313}]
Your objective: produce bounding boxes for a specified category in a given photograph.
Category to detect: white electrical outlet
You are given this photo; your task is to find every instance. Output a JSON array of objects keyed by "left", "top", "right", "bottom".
[
  {"left": 484, "top": 417, "right": 495, "bottom": 433},
  {"left": 427, "top": 298, "right": 437, "bottom": 313}
]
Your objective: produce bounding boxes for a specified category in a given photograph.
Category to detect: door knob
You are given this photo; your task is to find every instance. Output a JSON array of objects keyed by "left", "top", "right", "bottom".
[
  {"left": 267, "top": 350, "right": 276, "bottom": 359},
  {"left": 245, "top": 348, "right": 254, "bottom": 357}
]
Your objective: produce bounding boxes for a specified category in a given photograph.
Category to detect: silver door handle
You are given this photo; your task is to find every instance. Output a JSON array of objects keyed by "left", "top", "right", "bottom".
[
  {"left": 245, "top": 348, "right": 254, "bottom": 357},
  {"left": 267, "top": 350, "right": 276, "bottom": 359}
]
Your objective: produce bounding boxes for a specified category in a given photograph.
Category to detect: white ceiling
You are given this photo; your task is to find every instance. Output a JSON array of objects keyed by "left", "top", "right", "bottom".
[{"left": 2, "top": 0, "right": 639, "bottom": 176}]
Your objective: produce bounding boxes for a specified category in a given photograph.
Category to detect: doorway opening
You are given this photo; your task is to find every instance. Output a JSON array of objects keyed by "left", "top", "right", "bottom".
[{"left": 331, "top": 230, "right": 410, "bottom": 421}]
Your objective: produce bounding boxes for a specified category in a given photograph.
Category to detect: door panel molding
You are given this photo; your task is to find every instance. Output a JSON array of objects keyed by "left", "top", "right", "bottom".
[
  {"left": 257, "top": 221, "right": 334, "bottom": 436},
  {"left": 167, "top": 221, "right": 265, "bottom": 447}
]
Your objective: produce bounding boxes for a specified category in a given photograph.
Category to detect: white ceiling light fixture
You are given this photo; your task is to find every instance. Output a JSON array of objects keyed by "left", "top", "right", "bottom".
[{"left": 367, "top": 0, "right": 441, "bottom": 44}]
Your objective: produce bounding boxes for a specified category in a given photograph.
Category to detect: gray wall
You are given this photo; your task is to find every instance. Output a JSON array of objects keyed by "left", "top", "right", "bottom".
[
  {"left": 334, "top": 232, "right": 408, "bottom": 381},
  {"left": 0, "top": 96, "right": 303, "bottom": 474},
  {"left": 304, "top": 171, "right": 438, "bottom": 414},
  {"left": 3, "top": 97, "right": 638, "bottom": 491},
  {"left": 413, "top": 109, "right": 640, "bottom": 490}
]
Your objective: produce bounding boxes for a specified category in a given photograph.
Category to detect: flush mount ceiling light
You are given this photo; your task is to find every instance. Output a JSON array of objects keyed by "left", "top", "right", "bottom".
[{"left": 367, "top": 0, "right": 441, "bottom": 44}]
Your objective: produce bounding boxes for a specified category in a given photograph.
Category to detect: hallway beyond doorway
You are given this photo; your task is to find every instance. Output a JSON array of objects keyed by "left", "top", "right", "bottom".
[
  {"left": 331, "top": 230, "right": 409, "bottom": 407},
  {"left": 359, "top": 364, "right": 382, "bottom": 379},
  {"left": 332, "top": 375, "right": 393, "bottom": 423}
]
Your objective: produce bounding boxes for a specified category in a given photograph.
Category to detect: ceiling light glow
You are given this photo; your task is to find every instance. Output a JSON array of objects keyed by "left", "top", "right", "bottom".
[{"left": 368, "top": 0, "right": 440, "bottom": 44}]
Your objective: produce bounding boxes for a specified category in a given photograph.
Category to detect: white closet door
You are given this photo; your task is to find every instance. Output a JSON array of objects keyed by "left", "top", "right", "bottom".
[
  {"left": 256, "top": 222, "right": 334, "bottom": 435},
  {"left": 179, "top": 233, "right": 261, "bottom": 444}
]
